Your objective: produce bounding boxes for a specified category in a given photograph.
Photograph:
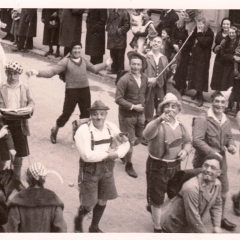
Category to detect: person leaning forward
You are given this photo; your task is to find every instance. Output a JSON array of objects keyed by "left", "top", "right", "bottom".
[
  {"left": 161, "top": 157, "right": 222, "bottom": 233},
  {"left": 74, "top": 100, "right": 130, "bottom": 233},
  {"left": 115, "top": 51, "right": 148, "bottom": 178},
  {"left": 143, "top": 93, "right": 191, "bottom": 233}
]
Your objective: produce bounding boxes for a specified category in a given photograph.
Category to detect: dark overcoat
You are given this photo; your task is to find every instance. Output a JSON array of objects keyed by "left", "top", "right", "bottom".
[
  {"left": 58, "top": 9, "right": 84, "bottom": 48},
  {"left": 210, "top": 31, "right": 228, "bottom": 91},
  {"left": 42, "top": 9, "right": 59, "bottom": 46},
  {"left": 85, "top": 9, "right": 107, "bottom": 57},
  {"left": 18, "top": 9, "right": 37, "bottom": 38},
  {"left": 106, "top": 9, "right": 130, "bottom": 50},
  {"left": 0, "top": 8, "right": 13, "bottom": 33},
  {"left": 188, "top": 27, "right": 214, "bottom": 92}
]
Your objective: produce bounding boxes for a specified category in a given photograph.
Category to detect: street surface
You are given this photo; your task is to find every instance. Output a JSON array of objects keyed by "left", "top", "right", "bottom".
[{"left": 2, "top": 45, "right": 240, "bottom": 233}]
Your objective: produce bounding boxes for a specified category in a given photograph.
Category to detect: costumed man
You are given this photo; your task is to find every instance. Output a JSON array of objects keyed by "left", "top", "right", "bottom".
[
  {"left": 143, "top": 93, "right": 191, "bottom": 232},
  {"left": 74, "top": 100, "right": 130, "bottom": 233},
  {"left": 115, "top": 51, "right": 148, "bottom": 178},
  {"left": 192, "top": 91, "right": 237, "bottom": 231},
  {"left": 0, "top": 62, "right": 34, "bottom": 181},
  {"left": 161, "top": 157, "right": 222, "bottom": 233},
  {"left": 7, "top": 162, "right": 67, "bottom": 232}
]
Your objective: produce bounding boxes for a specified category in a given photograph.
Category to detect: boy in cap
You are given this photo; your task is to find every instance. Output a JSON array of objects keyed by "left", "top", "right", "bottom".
[
  {"left": 192, "top": 91, "right": 237, "bottom": 231},
  {"left": 7, "top": 162, "right": 67, "bottom": 232},
  {"left": 115, "top": 51, "right": 148, "bottom": 178},
  {"left": 0, "top": 61, "right": 34, "bottom": 181},
  {"left": 143, "top": 93, "right": 191, "bottom": 232},
  {"left": 27, "top": 41, "right": 112, "bottom": 144},
  {"left": 74, "top": 100, "right": 130, "bottom": 233}
]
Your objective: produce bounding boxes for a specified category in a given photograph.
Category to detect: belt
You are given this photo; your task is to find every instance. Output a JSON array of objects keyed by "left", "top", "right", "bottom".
[{"left": 149, "top": 154, "right": 178, "bottom": 162}]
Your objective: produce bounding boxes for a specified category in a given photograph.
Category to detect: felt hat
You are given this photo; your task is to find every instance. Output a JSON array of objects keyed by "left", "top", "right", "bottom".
[
  {"left": 5, "top": 61, "right": 23, "bottom": 74},
  {"left": 127, "top": 51, "right": 148, "bottom": 70},
  {"left": 88, "top": 100, "right": 110, "bottom": 111},
  {"left": 159, "top": 93, "right": 181, "bottom": 112},
  {"left": 29, "top": 162, "right": 63, "bottom": 183}
]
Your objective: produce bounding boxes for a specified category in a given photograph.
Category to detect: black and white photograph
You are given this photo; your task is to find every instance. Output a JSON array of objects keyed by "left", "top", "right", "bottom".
[{"left": 0, "top": 1, "right": 240, "bottom": 237}]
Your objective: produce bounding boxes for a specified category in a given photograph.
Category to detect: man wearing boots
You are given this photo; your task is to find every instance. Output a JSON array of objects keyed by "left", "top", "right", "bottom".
[
  {"left": 115, "top": 51, "right": 148, "bottom": 178},
  {"left": 143, "top": 93, "right": 191, "bottom": 232},
  {"left": 192, "top": 91, "right": 237, "bottom": 231},
  {"left": 74, "top": 100, "right": 130, "bottom": 233}
]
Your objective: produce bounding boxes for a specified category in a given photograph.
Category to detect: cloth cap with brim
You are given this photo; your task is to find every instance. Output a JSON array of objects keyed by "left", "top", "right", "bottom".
[
  {"left": 70, "top": 41, "right": 82, "bottom": 52},
  {"left": 127, "top": 51, "right": 148, "bottom": 70},
  {"left": 159, "top": 93, "right": 181, "bottom": 112},
  {"left": 88, "top": 100, "right": 110, "bottom": 111},
  {"left": 5, "top": 61, "right": 23, "bottom": 74}
]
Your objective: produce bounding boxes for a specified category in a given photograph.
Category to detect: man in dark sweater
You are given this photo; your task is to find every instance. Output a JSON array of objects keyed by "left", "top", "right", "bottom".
[
  {"left": 143, "top": 93, "right": 191, "bottom": 232},
  {"left": 115, "top": 51, "right": 148, "bottom": 178}
]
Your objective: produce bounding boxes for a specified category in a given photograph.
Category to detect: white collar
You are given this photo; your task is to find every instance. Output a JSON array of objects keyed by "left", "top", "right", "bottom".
[
  {"left": 89, "top": 121, "right": 108, "bottom": 132},
  {"left": 71, "top": 57, "right": 81, "bottom": 63},
  {"left": 207, "top": 107, "right": 227, "bottom": 125},
  {"left": 148, "top": 50, "right": 164, "bottom": 58},
  {"left": 164, "top": 118, "right": 180, "bottom": 130}
]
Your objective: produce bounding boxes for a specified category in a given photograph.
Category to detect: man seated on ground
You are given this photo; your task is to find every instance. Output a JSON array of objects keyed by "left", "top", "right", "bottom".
[{"left": 161, "top": 157, "right": 222, "bottom": 233}]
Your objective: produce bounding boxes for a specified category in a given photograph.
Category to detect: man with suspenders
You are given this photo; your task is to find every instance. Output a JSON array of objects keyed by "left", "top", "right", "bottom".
[
  {"left": 143, "top": 93, "right": 191, "bottom": 233},
  {"left": 74, "top": 100, "right": 130, "bottom": 233}
]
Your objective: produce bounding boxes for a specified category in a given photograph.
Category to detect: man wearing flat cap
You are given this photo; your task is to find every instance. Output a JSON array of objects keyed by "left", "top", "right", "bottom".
[
  {"left": 160, "top": 157, "right": 222, "bottom": 233},
  {"left": 74, "top": 100, "right": 130, "bottom": 233},
  {"left": 0, "top": 62, "right": 34, "bottom": 181},
  {"left": 143, "top": 93, "right": 191, "bottom": 232},
  {"left": 115, "top": 51, "right": 148, "bottom": 178},
  {"left": 192, "top": 91, "right": 237, "bottom": 231}
]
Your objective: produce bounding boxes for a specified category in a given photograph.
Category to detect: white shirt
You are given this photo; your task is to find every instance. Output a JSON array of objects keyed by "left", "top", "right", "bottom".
[
  {"left": 75, "top": 120, "right": 130, "bottom": 162},
  {"left": 164, "top": 118, "right": 180, "bottom": 130},
  {"left": 148, "top": 50, "right": 164, "bottom": 66},
  {"left": 4, "top": 81, "right": 21, "bottom": 109},
  {"left": 132, "top": 74, "right": 141, "bottom": 88}
]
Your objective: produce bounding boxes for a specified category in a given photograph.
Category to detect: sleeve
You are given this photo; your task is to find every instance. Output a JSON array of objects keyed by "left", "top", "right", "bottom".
[
  {"left": 221, "top": 40, "right": 234, "bottom": 62},
  {"left": 182, "top": 185, "right": 207, "bottom": 233},
  {"left": 6, "top": 207, "right": 21, "bottom": 232},
  {"left": 51, "top": 206, "right": 67, "bottom": 232},
  {"left": 74, "top": 124, "right": 109, "bottom": 162},
  {"left": 115, "top": 77, "right": 133, "bottom": 110},
  {"left": 85, "top": 58, "right": 106, "bottom": 74},
  {"left": 225, "top": 121, "right": 236, "bottom": 148},
  {"left": 212, "top": 32, "right": 221, "bottom": 54},
  {"left": 143, "top": 118, "right": 161, "bottom": 141},
  {"left": 117, "top": 10, "right": 130, "bottom": 35},
  {"left": 0, "top": 193, "right": 8, "bottom": 225},
  {"left": 196, "top": 30, "right": 214, "bottom": 48},
  {"left": 181, "top": 124, "right": 192, "bottom": 154},
  {"left": 26, "top": 86, "right": 35, "bottom": 111},
  {"left": 192, "top": 117, "right": 216, "bottom": 156},
  {"left": 107, "top": 122, "right": 130, "bottom": 158},
  {"left": 37, "top": 59, "right": 67, "bottom": 78},
  {"left": 209, "top": 185, "right": 222, "bottom": 228}
]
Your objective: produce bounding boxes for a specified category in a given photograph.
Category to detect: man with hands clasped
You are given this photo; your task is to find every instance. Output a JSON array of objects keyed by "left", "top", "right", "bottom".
[
  {"left": 192, "top": 91, "right": 237, "bottom": 231},
  {"left": 143, "top": 93, "right": 191, "bottom": 233}
]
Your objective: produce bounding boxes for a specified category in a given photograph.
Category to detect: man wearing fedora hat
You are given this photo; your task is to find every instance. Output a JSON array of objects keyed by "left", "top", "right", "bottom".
[
  {"left": 74, "top": 100, "right": 130, "bottom": 232},
  {"left": 115, "top": 51, "right": 148, "bottom": 178},
  {"left": 0, "top": 61, "right": 34, "bottom": 181},
  {"left": 143, "top": 93, "right": 191, "bottom": 232},
  {"left": 192, "top": 91, "right": 237, "bottom": 231}
]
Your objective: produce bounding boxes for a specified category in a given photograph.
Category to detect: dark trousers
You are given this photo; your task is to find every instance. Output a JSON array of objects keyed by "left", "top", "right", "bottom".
[
  {"left": 56, "top": 87, "right": 91, "bottom": 128},
  {"left": 90, "top": 56, "right": 103, "bottom": 65},
  {"left": 18, "top": 36, "right": 33, "bottom": 50},
  {"left": 110, "top": 48, "right": 125, "bottom": 74},
  {"left": 64, "top": 47, "right": 71, "bottom": 56}
]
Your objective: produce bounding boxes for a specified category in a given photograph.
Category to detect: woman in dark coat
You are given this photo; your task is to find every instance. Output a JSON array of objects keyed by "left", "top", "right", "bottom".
[
  {"left": 42, "top": 9, "right": 60, "bottom": 57},
  {"left": 0, "top": 9, "right": 14, "bottom": 41},
  {"left": 58, "top": 9, "right": 84, "bottom": 56},
  {"left": 211, "top": 18, "right": 231, "bottom": 91},
  {"left": 188, "top": 17, "right": 214, "bottom": 107},
  {"left": 85, "top": 9, "right": 107, "bottom": 65},
  {"left": 12, "top": 9, "right": 37, "bottom": 51}
]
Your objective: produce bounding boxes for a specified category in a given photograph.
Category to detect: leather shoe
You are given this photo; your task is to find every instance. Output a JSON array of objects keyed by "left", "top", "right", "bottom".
[
  {"left": 89, "top": 226, "right": 103, "bottom": 233},
  {"left": 221, "top": 218, "right": 236, "bottom": 231},
  {"left": 125, "top": 163, "right": 138, "bottom": 178},
  {"left": 50, "top": 127, "right": 58, "bottom": 144}
]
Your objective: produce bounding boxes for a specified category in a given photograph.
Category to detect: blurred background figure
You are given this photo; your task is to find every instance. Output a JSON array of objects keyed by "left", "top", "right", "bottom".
[
  {"left": 41, "top": 9, "right": 60, "bottom": 58},
  {"left": 0, "top": 8, "right": 14, "bottom": 42},
  {"left": 10, "top": 8, "right": 21, "bottom": 46}
]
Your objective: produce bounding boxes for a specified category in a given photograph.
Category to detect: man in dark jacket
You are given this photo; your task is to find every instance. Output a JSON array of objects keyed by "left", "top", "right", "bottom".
[
  {"left": 115, "top": 51, "right": 148, "bottom": 178},
  {"left": 85, "top": 9, "right": 107, "bottom": 65},
  {"left": 156, "top": 9, "right": 179, "bottom": 36},
  {"left": 192, "top": 91, "right": 237, "bottom": 231},
  {"left": 106, "top": 9, "right": 130, "bottom": 74}
]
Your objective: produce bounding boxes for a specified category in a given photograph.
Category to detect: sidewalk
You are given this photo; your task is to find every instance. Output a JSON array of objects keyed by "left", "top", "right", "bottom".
[{"left": 0, "top": 10, "right": 235, "bottom": 117}]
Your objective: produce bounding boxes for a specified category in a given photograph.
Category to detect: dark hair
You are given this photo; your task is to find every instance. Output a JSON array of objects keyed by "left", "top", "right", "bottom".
[
  {"left": 70, "top": 41, "right": 82, "bottom": 52},
  {"left": 26, "top": 169, "right": 45, "bottom": 187},
  {"left": 203, "top": 156, "right": 222, "bottom": 169},
  {"left": 220, "top": 17, "right": 231, "bottom": 32},
  {"left": 210, "top": 91, "right": 225, "bottom": 102}
]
